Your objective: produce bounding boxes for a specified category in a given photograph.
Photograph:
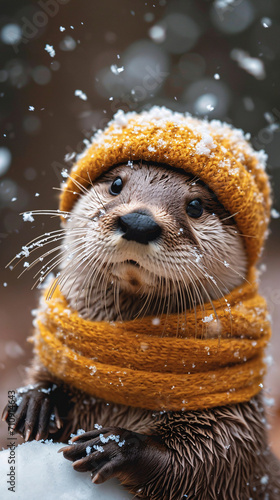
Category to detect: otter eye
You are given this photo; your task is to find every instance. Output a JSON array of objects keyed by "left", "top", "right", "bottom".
[
  {"left": 186, "top": 199, "right": 203, "bottom": 218},
  {"left": 109, "top": 176, "right": 123, "bottom": 196}
]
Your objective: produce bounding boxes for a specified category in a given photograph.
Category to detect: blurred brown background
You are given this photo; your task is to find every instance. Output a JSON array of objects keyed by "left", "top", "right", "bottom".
[{"left": 0, "top": 0, "right": 279, "bottom": 455}]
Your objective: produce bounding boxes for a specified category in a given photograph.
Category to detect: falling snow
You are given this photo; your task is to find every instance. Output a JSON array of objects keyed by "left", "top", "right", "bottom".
[
  {"left": 261, "top": 17, "right": 272, "bottom": 28},
  {"left": 231, "top": 49, "right": 266, "bottom": 80},
  {"left": 44, "top": 44, "right": 55, "bottom": 58},
  {"left": 152, "top": 317, "right": 160, "bottom": 325},
  {"left": 202, "top": 314, "right": 214, "bottom": 323},
  {"left": 22, "top": 212, "right": 34, "bottom": 222},
  {"left": 74, "top": 89, "right": 88, "bottom": 101},
  {"left": 61, "top": 168, "right": 69, "bottom": 178},
  {"left": 110, "top": 64, "right": 124, "bottom": 75},
  {"left": 271, "top": 208, "right": 280, "bottom": 219}
]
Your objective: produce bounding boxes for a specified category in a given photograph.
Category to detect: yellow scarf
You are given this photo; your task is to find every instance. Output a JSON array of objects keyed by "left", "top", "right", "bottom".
[{"left": 32, "top": 267, "right": 270, "bottom": 412}]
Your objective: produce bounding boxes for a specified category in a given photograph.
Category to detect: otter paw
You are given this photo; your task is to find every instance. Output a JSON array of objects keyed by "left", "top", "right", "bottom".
[
  {"left": 60, "top": 426, "right": 150, "bottom": 484},
  {"left": 1, "top": 384, "right": 62, "bottom": 441}
]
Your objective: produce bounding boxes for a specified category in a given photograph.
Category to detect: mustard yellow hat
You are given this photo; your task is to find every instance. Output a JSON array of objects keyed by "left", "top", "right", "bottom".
[{"left": 60, "top": 107, "right": 271, "bottom": 265}]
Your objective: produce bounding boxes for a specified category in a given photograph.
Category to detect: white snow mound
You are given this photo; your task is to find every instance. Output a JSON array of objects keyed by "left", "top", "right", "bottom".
[{"left": 0, "top": 440, "right": 133, "bottom": 500}]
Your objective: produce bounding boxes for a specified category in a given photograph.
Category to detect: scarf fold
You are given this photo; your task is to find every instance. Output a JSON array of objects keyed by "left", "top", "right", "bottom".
[{"left": 32, "top": 267, "right": 271, "bottom": 411}]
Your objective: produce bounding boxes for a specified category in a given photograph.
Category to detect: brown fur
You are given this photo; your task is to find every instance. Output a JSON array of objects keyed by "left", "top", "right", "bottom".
[{"left": 3, "top": 162, "right": 280, "bottom": 499}]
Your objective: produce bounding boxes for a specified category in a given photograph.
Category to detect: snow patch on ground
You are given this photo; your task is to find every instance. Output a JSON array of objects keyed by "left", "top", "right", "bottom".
[{"left": 0, "top": 441, "right": 133, "bottom": 499}]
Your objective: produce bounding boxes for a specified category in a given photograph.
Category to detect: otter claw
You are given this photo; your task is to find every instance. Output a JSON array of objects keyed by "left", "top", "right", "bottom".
[
  {"left": 62, "top": 426, "right": 149, "bottom": 480},
  {"left": 54, "top": 406, "right": 62, "bottom": 429},
  {"left": 12, "top": 395, "right": 30, "bottom": 434},
  {"left": 91, "top": 473, "right": 101, "bottom": 484},
  {"left": 25, "top": 428, "right": 31, "bottom": 442},
  {"left": 1, "top": 407, "right": 9, "bottom": 421},
  {"left": 2, "top": 385, "right": 64, "bottom": 441},
  {"left": 58, "top": 445, "right": 72, "bottom": 454},
  {"left": 70, "top": 429, "right": 103, "bottom": 443},
  {"left": 36, "top": 398, "right": 53, "bottom": 440}
]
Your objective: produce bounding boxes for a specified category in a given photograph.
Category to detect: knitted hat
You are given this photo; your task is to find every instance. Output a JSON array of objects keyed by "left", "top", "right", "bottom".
[{"left": 60, "top": 107, "right": 271, "bottom": 265}]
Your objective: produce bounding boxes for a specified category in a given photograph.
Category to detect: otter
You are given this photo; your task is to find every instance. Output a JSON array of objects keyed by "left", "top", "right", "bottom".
[{"left": 2, "top": 158, "right": 280, "bottom": 496}]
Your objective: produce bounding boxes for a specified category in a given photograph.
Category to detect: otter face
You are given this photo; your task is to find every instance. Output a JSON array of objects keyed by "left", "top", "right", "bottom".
[{"left": 59, "top": 162, "right": 247, "bottom": 322}]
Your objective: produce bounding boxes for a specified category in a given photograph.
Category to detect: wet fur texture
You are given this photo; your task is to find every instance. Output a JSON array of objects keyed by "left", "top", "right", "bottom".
[{"left": 3, "top": 162, "right": 280, "bottom": 499}]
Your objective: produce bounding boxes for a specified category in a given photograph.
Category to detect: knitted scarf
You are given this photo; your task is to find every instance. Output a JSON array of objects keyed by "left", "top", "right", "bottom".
[{"left": 33, "top": 267, "right": 271, "bottom": 412}]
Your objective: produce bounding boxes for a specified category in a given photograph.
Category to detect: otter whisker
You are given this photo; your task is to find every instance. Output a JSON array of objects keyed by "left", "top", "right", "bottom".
[
  {"left": 84, "top": 248, "right": 117, "bottom": 321},
  {"left": 84, "top": 263, "right": 102, "bottom": 313},
  {"left": 17, "top": 235, "right": 87, "bottom": 280},
  {"left": 52, "top": 186, "right": 84, "bottom": 196},
  {"left": 83, "top": 249, "right": 115, "bottom": 318},
  {"left": 31, "top": 237, "right": 88, "bottom": 281},
  {"left": 185, "top": 174, "right": 201, "bottom": 188},
  {"left": 77, "top": 246, "right": 108, "bottom": 312},
  {"left": 134, "top": 271, "right": 156, "bottom": 320},
  {"left": 145, "top": 266, "right": 162, "bottom": 319},
  {"left": 68, "top": 170, "right": 107, "bottom": 213},
  {"left": 58, "top": 240, "right": 102, "bottom": 298},
  {"left": 186, "top": 267, "right": 219, "bottom": 339},
  {"left": 183, "top": 265, "right": 206, "bottom": 337},
  {"left": 167, "top": 262, "right": 181, "bottom": 337},
  {"left": 33, "top": 242, "right": 90, "bottom": 293},
  {"left": 233, "top": 232, "right": 258, "bottom": 239},
  {"left": 220, "top": 211, "right": 240, "bottom": 222},
  {"left": 45, "top": 240, "right": 101, "bottom": 297},
  {"left": 172, "top": 265, "right": 188, "bottom": 335},
  {"left": 12, "top": 229, "right": 86, "bottom": 271},
  {"left": 174, "top": 263, "right": 195, "bottom": 335},
  {"left": 131, "top": 259, "right": 161, "bottom": 319},
  {"left": 190, "top": 260, "right": 227, "bottom": 304},
  {"left": 115, "top": 280, "right": 122, "bottom": 322},
  {"left": 181, "top": 265, "right": 209, "bottom": 338},
  {"left": 158, "top": 255, "right": 173, "bottom": 336},
  {"left": 146, "top": 275, "right": 159, "bottom": 318},
  {"left": 155, "top": 274, "right": 164, "bottom": 318},
  {"left": 85, "top": 171, "right": 107, "bottom": 212},
  {"left": 154, "top": 254, "right": 168, "bottom": 321},
  {"left": 202, "top": 251, "right": 249, "bottom": 285},
  {"left": 84, "top": 248, "right": 115, "bottom": 317},
  {"left": 111, "top": 273, "right": 120, "bottom": 321},
  {"left": 22, "top": 209, "right": 93, "bottom": 224},
  {"left": 47, "top": 245, "right": 98, "bottom": 300},
  {"left": 201, "top": 267, "right": 234, "bottom": 337},
  {"left": 187, "top": 255, "right": 237, "bottom": 337},
  {"left": 99, "top": 253, "right": 122, "bottom": 322},
  {"left": 67, "top": 173, "right": 91, "bottom": 196},
  {"left": 6, "top": 228, "right": 71, "bottom": 269},
  {"left": 103, "top": 265, "right": 115, "bottom": 321}
]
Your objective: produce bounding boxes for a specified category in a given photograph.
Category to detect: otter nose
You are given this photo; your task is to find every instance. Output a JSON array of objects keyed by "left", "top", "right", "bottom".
[{"left": 118, "top": 210, "right": 161, "bottom": 245}]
